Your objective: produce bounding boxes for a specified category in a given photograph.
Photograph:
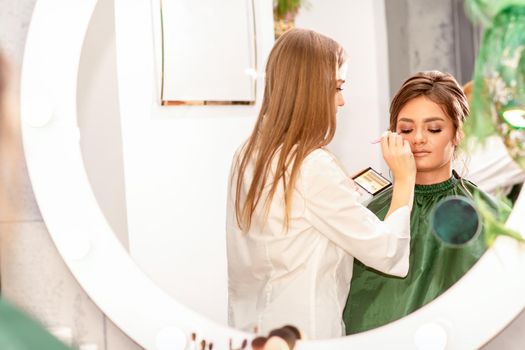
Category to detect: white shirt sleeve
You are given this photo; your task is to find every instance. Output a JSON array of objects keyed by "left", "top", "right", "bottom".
[
  {"left": 302, "top": 149, "right": 410, "bottom": 277},
  {"left": 454, "top": 136, "right": 525, "bottom": 195}
]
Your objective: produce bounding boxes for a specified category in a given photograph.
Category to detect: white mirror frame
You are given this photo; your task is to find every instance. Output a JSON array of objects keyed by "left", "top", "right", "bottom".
[{"left": 20, "top": 0, "right": 525, "bottom": 349}]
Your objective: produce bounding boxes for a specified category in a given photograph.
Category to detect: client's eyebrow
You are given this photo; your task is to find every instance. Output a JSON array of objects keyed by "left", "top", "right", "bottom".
[{"left": 398, "top": 116, "right": 445, "bottom": 123}]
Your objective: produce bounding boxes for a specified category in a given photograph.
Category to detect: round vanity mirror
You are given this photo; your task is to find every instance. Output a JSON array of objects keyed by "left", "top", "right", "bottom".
[{"left": 20, "top": 0, "right": 525, "bottom": 349}]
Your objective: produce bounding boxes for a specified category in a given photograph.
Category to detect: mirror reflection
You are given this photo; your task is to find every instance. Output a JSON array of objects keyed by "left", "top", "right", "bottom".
[{"left": 76, "top": 0, "right": 524, "bottom": 341}]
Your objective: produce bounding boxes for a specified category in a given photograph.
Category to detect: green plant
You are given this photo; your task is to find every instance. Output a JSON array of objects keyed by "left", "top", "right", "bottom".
[{"left": 274, "top": 0, "right": 304, "bottom": 20}]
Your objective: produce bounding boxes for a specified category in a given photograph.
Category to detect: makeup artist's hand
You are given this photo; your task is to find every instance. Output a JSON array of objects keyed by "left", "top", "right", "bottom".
[
  {"left": 381, "top": 131, "right": 416, "bottom": 215},
  {"left": 380, "top": 131, "right": 416, "bottom": 182}
]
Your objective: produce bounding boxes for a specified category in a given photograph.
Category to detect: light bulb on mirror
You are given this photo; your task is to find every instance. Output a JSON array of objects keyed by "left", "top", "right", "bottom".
[
  {"left": 430, "top": 196, "right": 481, "bottom": 246},
  {"left": 494, "top": 104, "right": 525, "bottom": 170},
  {"left": 501, "top": 108, "right": 525, "bottom": 128}
]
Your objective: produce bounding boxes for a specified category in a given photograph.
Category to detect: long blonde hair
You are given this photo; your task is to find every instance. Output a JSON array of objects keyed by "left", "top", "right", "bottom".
[{"left": 235, "top": 28, "right": 345, "bottom": 231}]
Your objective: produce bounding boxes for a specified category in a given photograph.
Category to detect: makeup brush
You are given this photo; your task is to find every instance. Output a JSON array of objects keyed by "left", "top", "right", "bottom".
[{"left": 371, "top": 131, "right": 402, "bottom": 144}]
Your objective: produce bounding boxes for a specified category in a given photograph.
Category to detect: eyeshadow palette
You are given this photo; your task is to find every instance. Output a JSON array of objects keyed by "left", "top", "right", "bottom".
[{"left": 352, "top": 167, "right": 392, "bottom": 196}]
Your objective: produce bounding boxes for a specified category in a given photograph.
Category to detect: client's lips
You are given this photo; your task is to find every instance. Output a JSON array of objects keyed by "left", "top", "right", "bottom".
[{"left": 413, "top": 150, "right": 431, "bottom": 157}]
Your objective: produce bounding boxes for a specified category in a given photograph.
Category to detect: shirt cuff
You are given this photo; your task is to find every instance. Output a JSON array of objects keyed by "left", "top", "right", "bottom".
[{"left": 383, "top": 205, "right": 410, "bottom": 238}]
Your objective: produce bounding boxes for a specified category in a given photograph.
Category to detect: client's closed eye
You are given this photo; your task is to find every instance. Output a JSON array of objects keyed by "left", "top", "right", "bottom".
[
  {"left": 399, "top": 129, "right": 412, "bottom": 134},
  {"left": 428, "top": 129, "right": 442, "bottom": 133}
]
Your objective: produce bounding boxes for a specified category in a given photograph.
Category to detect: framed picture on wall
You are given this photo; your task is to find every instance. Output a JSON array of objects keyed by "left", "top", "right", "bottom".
[{"left": 157, "top": 0, "right": 257, "bottom": 105}]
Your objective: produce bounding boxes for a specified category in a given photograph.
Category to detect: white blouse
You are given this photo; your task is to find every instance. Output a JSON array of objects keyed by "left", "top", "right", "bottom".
[{"left": 226, "top": 147, "right": 410, "bottom": 339}]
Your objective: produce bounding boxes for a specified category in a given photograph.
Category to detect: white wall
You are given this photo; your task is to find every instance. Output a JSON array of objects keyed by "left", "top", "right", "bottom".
[
  {"left": 296, "top": 0, "right": 390, "bottom": 175},
  {"left": 77, "top": 0, "right": 129, "bottom": 250},
  {"left": 113, "top": 0, "right": 273, "bottom": 325}
]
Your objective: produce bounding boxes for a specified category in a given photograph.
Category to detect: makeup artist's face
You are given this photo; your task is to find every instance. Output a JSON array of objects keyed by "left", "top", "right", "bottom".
[
  {"left": 335, "top": 79, "right": 345, "bottom": 109},
  {"left": 396, "top": 96, "right": 457, "bottom": 176}
]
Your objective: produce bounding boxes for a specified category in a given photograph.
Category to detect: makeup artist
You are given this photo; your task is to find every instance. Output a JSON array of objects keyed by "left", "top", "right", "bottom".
[{"left": 226, "top": 28, "right": 416, "bottom": 339}]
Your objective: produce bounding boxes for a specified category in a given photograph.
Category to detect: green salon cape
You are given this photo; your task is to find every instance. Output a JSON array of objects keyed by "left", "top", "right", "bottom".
[
  {"left": 343, "top": 173, "right": 498, "bottom": 334},
  {"left": 0, "top": 298, "right": 72, "bottom": 350}
]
